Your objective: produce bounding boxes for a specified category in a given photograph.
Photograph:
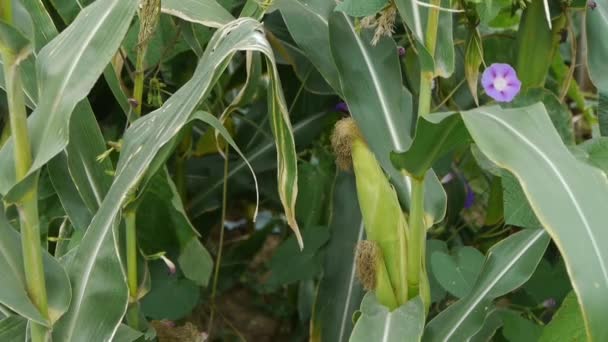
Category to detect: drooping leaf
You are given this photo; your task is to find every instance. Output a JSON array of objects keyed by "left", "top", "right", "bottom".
[
  {"left": 424, "top": 229, "right": 549, "bottom": 341},
  {"left": 329, "top": 11, "right": 447, "bottom": 223},
  {"left": 462, "top": 104, "right": 608, "bottom": 341},
  {"left": 189, "top": 111, "right": 328, "bottom": 219},
  {"left": 350, "top": 294, "right": 425, "bottom": 342},
  {"left": 53, "top": 18, "right": 300, "bottom": 341}
]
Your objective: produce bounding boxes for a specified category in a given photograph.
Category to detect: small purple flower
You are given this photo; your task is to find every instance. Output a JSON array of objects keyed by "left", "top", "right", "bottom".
[
  {"left": 397, "top": 46, "right": 406, "bottom": 57},
  {"left": 481, "top": 63, "right": 522, "bottom": 103},
  {"left": 335, "top": 101, "right": 349, "bottom": 113}
]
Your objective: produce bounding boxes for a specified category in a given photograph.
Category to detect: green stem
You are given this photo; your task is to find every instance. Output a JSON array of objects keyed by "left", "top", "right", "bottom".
[
  {"left": 2, "top": 6, "right": 49, "bottom": 340},
  {"left": 406, "top": 178, "right": 425, "bottom": 298},
  {"left": 125, "top": 209, "right": 138, "bottom": 300},
  {"left": 124, "top": 208, "right": 140, "bottom": 330},
  {"left": 417, "top": 0, "right": 441, "bottom": 117},
  {"left": 207, "top": 145, "right": 230, "bottom": 338},
  {"left": 406, "top": 0, "right": 440, "bottom": 309}
]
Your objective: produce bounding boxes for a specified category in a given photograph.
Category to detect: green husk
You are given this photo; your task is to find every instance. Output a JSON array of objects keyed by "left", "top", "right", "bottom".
[{"left": 332, "top": 118, "right": 409, "bottom": 306}]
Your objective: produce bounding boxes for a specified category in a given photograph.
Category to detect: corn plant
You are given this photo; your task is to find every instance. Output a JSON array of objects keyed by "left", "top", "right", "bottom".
[{"left": 0, "top": 0, "right": 607, "bottom": 341}]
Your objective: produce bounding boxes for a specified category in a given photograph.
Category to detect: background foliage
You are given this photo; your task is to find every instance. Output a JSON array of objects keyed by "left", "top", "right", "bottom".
[{"left": 0, "top": 0, "right": 607, "bottom": 341}]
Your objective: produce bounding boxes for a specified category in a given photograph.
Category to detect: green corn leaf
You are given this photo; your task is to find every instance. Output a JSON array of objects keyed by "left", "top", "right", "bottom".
[
  {"left": 278, "top": 0, "right": 343, "bottom": 96},
  {"left": 0, "top": 316, "right": 27, "bottom": 341},
  {"left": 161, "top": 0, "right": 235, "bottom": 28},
  {"left": 394, "top": 0, "right": 455, "bottom": 78},
  {"left": 393, "top": 0, "right": 423, "bottom": 41},
  {"left": 424, "top": 229, "right": 549, "bottom": 341},
  {"left": 461, "top": 103, "right": 608, "bottom": 341},
  {"left": 47, "top": 0, "right": 94, "bottom": 23},
  {"left": 350, "top": 294, "right": 425, "bottom": 342},
  {"left": 311, "top": 173, "right": 365, "bottom": 342},
  {"left": 0, "top": 0, "right": 138, "bottom": 203},
  {"left": 335, "top": 0, "right": 389, "bottom": 17},
  {"left": 6, "top": 0, "right": 115, "bottom": 233},
  {"left": 391, "top": 112, "right": 470, "bottom": 179},
  {"left": 329, "top": 11, "right": 447, "bottom": 224},
  {"left": 53, "top": 18, "right": 299, "bottom": 341},
  {"left": 0, "top": 208, "right": 71, "bottom": 326}
]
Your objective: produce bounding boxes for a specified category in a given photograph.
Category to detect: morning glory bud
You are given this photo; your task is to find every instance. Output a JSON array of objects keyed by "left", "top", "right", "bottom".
[{"left": 481, "top": 63, "right": 522, "bottom": 103}]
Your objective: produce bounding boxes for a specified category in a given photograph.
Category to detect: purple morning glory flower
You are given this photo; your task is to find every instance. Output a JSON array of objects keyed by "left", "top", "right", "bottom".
[
  {"left": 335, "top": 101, "right": 349, "bottom": 113},
  {"left": 481, "top": 63, "right": 521, "bottom": 103}
]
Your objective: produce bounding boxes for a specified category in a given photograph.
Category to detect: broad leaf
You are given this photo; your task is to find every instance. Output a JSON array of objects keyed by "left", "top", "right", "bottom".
[
  {"left": 462, "top": 104, "right": 608, "bottom": 341},
  {"left": 329, "top": 11, "right": 447, "bottom": 223},
  {"left": 53, "top": 18, "right": 300, "bottom": 341},
  {"left": 431, "top": 247, "right": 485, "bottom": 299},
  {"left": 350, "top": 294, "right": 425, "bottom": 342},
  {"left": 424, "top": 229, "right": 549, "bottom": 341}
]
